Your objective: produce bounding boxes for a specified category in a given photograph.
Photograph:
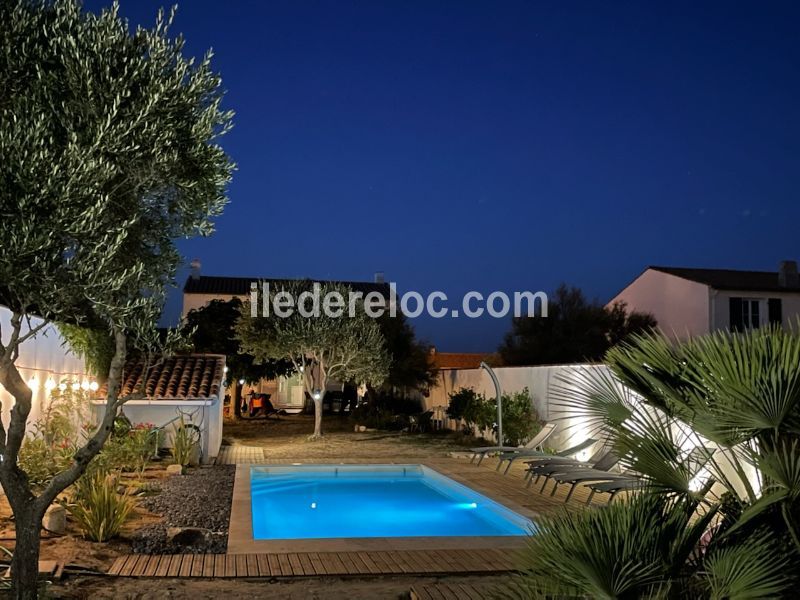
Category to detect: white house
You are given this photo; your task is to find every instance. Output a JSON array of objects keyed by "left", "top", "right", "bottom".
[{"left": 609, "top": 261, "right": 800, "bottom": 339}]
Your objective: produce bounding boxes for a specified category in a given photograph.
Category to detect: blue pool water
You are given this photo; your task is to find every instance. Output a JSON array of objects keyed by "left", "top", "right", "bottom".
[{"left": 250, "top": 464, "right": 534, "bottom": 540}]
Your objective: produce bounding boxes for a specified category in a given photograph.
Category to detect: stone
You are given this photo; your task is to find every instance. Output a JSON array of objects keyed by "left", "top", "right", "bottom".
[
  {"left": 166, "top": 464, "right": 185, "bottom": 476},
  {"left": 358, "top": 425, "right": 367, "bottom": 432},
  {"left": 166, "top": 526, "right": 210, "bottom": 548},
  {"left": 43, "top": 504, "right": 66, "bottom": 535}
]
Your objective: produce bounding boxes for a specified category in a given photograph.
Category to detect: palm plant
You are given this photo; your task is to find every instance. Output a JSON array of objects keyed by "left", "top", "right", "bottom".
[{"left": 509, "top": 324, "right": 800, "bottom": 598}]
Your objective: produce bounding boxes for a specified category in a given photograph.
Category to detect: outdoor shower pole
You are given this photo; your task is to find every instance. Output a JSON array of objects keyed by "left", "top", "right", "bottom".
[{"left": 480, "top": 362, "right": 502, "bottom": 447}]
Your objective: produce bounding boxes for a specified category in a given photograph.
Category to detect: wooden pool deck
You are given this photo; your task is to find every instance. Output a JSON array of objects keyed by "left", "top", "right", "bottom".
[{"left": 107, "top": 445, "right": 597, "bottom": 579}]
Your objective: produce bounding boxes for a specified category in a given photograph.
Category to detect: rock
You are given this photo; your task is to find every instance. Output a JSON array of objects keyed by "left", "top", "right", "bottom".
[
  {"left": 43, "top": 505, "right": 66, "bottom": 535},
  {"left": 166, "top": 464, "right": 185, "bottom": 476},
  {"left": 358, "top": 425, "right": 366, "bottom": 432},
  {"left": 448, "top": 451, "right": 474, "bottom": 459},
  {"left": 166, "top": 526, "right": 211, "bottom": 548}
]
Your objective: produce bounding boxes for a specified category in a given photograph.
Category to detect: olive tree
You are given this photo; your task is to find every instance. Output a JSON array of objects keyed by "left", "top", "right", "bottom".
[
  {"left": 236, "top": 281, "right": 390, "bottom": 438},
  {"left": 0, "top": 2, "right": 233, "bottom": 596}
]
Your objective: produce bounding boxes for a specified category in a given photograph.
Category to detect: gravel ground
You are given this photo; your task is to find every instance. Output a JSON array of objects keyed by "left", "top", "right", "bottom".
[{"left": 131, "top": 465, "right": 235, "bottom": 554}]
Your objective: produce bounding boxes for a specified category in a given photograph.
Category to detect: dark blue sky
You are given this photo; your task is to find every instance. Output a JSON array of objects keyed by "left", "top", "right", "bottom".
[{"left": 86, "top": 1, "right": 800, "bottom": 352}]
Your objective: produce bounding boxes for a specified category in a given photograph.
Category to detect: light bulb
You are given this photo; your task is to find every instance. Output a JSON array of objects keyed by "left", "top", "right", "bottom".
[
  {"left": 27, "top": 377, "right": 38, "bottom": 391},
  {"left": 81, "top": 380, "right": 90, "bottom": 391},
  {"left": 71, "top": 382, "right": 80, "bottom": 391},
  {"left": 89, "top": 381, "right": 99, "bottom": 391},
  {"left": 45, "top": 378, "right": 56, "bottom": 391},
  {"left": 58, "top": 383, "right": 67, "bottom": 392}
]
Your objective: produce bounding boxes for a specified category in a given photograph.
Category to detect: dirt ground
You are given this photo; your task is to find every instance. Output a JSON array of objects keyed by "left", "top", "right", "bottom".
[
  {"left": 51, "top": 574, "right": 511, "bottom": 599},
  {"left": 222, "top": 413, "right": 478, "bottom": 459}
]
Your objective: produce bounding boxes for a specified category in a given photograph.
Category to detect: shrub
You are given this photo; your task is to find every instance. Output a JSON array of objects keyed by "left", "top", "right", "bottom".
[
  {"left": 447, "top": 387, "right": 496, "bottom": 435},
  {"left": 97, "top": 421, "right": 158, "bottom": 473},
  {"left": 68, "top": 472, "right": 135, "bottom": 542},
  {"left": 171, "top": 417, "right": 200, "bottom": 467},
  {"left": 500, "top": 388, "right": 542, "bottom": 446},
  {"left": 350, "top": 391, "right": 422, "bottom": 430}
]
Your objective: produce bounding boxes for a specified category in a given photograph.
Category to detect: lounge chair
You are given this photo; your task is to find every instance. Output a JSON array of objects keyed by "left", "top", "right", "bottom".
[
  {"left": 530, "top": 449, "right": 622, "bottom": 500},
  {"left": 498, "top": 436, "right": 598, "bottom": 476},
  {"left": 470, "top": 423, "right": 556, "bottom": 467},
  {"left": 523, "top": 445, "right": 610, "bottom": 485},
  {"left": 583, "top": 446, "right": 716, "bottom": 505}
]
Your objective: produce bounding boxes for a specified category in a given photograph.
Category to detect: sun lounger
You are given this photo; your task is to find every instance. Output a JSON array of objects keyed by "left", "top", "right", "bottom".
[
  {"left": 497, "top": 436, "right": 598, "bottom": 476},
  {"left": 531, "top": 450, "right": 622, "bottom": 499},
  {"left": 470, "top": 423, "right": 556, "bottom": 467}
]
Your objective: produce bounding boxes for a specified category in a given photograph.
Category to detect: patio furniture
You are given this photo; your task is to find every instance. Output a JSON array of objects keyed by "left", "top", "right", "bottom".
[
  {"left": 529, "top": 449, "right": 621, "bottom": 499},
  {"left": 246, "top": 393, "right": 281, "bottom": 419},
  {"left": 583, "top": 446, "right": 717, "bottom": 505},
  {"left": 523, "top": 445, "right": 611, "bottom": 485},
  {"left": 470, "top": 423, "right": 556, "bottom": 467},
  {"left": 497, "top": 436, "right": 598, "bottom": 476}
]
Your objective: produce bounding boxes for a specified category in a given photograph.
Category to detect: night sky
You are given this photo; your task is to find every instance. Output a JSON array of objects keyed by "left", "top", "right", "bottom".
[{"left": 85, "top": 1, "right": 800, "bottom": 352}]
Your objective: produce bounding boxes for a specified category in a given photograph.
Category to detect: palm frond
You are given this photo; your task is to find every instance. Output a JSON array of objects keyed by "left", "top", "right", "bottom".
[{"left": 701, "top": 532, "right": 792, "bottom": 599}]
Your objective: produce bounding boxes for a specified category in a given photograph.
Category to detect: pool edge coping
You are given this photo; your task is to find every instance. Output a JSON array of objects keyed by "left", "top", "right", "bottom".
[{"left": 227, "top": 461, "right": 538, "bottom": 554}]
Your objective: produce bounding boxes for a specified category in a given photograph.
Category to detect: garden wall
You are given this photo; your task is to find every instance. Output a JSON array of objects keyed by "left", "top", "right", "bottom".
[
  {"left": 0, "top": 305, "right": 91, "bottom": 433},
  {"left": 426, "top": 363, "right": 609, "bottom": 454}
]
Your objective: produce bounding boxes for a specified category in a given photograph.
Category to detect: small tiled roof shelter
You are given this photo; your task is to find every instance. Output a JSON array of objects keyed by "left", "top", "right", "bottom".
[{"left": 93, "top": 353, "right": 226, "bottom": 461}]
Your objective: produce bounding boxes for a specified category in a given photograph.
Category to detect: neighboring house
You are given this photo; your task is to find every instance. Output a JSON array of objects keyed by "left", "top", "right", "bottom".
[
  {"left": 428, "top": 349, "right": 490, "bottom": 371},
  {"left": 181, "top": 261, "right": 392, "bottom": 414},
  {"left": 609, "top": 261, "right": 800, "bottom": 338},
  {"left": 94, "top": 353, "right": 226, "bottom": 461}
]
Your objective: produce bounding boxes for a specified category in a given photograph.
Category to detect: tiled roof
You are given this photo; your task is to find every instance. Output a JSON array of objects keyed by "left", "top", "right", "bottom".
[
  {"left": 650, "top": 266, "right": 800, "bottom": 292},
  {"left": 184, "top": 275, "right": 391, "bottom": 298},
  {"left": 430, "top": 352, "right": 489, "bottom": 370},
  {"left": 98, "top": 354, "right": 225, "bottom": 401}
]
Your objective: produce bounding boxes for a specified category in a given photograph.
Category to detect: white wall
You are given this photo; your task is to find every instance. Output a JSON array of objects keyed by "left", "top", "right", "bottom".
[
  {"left": 711, "top": 289, "right": 800, "bottom": 331},
  {"left": 608, "top": 269, "right": 711, "bottom": 339},
  {"left": 427, "top": 364, "right": 609, "bottom": 453},
  {"left": 0, "top": 306, "right": 91, "bottom": 434},
  {"left": 94, "top": 398, "right": 223, "bottom": 462}
]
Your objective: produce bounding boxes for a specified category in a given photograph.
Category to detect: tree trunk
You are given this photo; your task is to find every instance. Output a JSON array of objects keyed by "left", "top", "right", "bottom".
[
  {"left": 311, "top": 393, "right": 324, "bottom": 439},
  {"left": 10, "top": 506, "right": 41, "bottom": 600},
  {"left": 233, "top": 381, "right": 243, "bottom": 419}
]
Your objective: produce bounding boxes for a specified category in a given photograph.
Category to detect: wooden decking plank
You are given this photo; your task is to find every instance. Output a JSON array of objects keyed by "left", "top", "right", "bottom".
[
  {"left": 117, "top": 555, "right": 139, "bottom": 577},
  {"left": 130, "top": 554, "right": 149, "bottom": 577},
  {"left": 354, "top": 552, "right": 380, "bottom": 574},
  {"left": 387, "top": 551, "right": 414, "bottom": 573},
  {"left": 245, "top": 553, "right": 259, "bottom": 577},
  {"left": 179, "top": 554, "right": 195, "bottom": 577},
  {"left": 268, "top": 553, "right": 283, "bottom": 576},
  {"left": 203, "top": 554, "right": 216, "bottom": 578},
  {"left": 306, "top": 552, "right": 328, "bottom": 575},
  {"left": 153, "top": 554, "right": 171, "bottom": 578},
  {"left": 235, "top": 554, "right": 248, "bottom": 577},
  {"left": 335, "top": 552, "right": 362, "bottom": 574},
  {"left": 141, "top": 554, "right": 161, "bottom": 577},
  {"left": 224, "top": 554, "right": 238, "bottom": 577},
  {"left": 287, "top": 553, "right": 304, "bottom": 575},
  {"left": 297, "top": 552, "right": 316, "bottom": 575},
  {"left": 255, "top": 554, "right": 271, "bottom": 577},
  {"left": 277, "top": 553, "right": 293, "bottom": 576},
  {"left": 213, "top": 554, "right": 226, "bottom": 578},
  {"left": 107, "top": 555, "right": 128, "bottom": 576},
  {"left": 191, "top": 554, "right": 206, "bottom": 577},
  {"left": 166, "top": 554, "right": 183, "bottom": 577},
  {"left": 320, "top": 551, "right": 347, "bottom": 575},
  {"left": 399, "top": 550, "right": 433, "bottom": 574},
  {"left": 373, "top": 551, "right": 399, "bottom": 574}
]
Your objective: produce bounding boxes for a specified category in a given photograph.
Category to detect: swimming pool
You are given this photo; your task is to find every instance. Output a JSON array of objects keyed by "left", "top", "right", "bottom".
[{"left": 250, "top": 464, "right": 534, "bottom": 540}]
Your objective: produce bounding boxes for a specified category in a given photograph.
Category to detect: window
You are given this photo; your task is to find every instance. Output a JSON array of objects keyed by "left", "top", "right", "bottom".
[
  {"left": 729, "top": 297, "right": 782, "bottom": 331},
  {"left": 740, "top": 299, "right": 760, "bottom": 329}
]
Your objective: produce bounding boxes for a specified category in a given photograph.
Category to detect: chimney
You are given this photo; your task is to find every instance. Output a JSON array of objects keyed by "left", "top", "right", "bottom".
[
  {"left": 374, "top": 271, "right": 385, "bottom": 284},
  {"left": 778, "top": 260, "right": 799, "bottom": 288},
  {"left": 190, "top": 258, "right": 202, "bottom": 281}
]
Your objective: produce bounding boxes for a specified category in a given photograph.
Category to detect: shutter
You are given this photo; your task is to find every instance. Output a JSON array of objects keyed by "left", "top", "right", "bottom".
[
  {"left": 768, "top": 298, "right": 783, "bottom": 326},
  {"left": 729, "top": 298, "right": 743, "bottom": 331}
]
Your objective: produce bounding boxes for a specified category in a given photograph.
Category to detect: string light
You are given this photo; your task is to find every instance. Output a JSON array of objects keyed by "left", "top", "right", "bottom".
[
  {"left": 45, "top": 378, "right": 56, "bottom": 391},
  {"left": 71, "top": 382, "right": 80, "bottom": 391},
  {"left": 27, "top": 377, "right": 39, "bottom": 391},
  {"left": 81, "top": 380, "right": 90, "bottom": 391},
  {"left": 89, "top": 381, "right": 99, "bottom": 392},
  {"left": 58, "top": 383, "right": 67, "bottom": 392}
]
